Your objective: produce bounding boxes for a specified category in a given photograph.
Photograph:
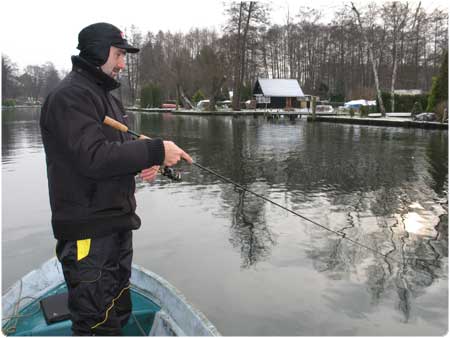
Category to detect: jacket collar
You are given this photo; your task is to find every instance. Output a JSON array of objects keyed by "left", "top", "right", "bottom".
[{"left": 71, "top": 55, "right": 120, "bottom": 92}]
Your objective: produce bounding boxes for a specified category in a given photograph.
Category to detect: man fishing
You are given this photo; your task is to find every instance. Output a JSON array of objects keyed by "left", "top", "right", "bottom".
[{"left": 40, "top": 22, "right": 192, "bottom": 335}]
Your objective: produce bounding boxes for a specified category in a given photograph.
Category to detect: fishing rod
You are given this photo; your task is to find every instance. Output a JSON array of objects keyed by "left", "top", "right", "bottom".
[
  {"left": 104, "top": 115, "right": 402, "bottom": 265},
  {"left": 104, "top": 116, "right": 181, "bottom": 181}
]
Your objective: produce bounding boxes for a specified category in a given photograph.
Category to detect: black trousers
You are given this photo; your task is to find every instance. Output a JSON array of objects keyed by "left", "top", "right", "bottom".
[{"left": 56, "top": 231, "right": 133, "bottom": 336}]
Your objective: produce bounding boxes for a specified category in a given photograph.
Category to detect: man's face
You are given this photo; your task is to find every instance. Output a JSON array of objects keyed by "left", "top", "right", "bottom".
[{"left": 101, "top": 46, "right": 126, "bottom": 78}]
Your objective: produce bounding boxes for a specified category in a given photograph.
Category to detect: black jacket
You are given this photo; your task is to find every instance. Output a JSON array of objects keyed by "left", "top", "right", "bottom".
[{"left": 40, "top": 56, "right": 165, "bottom": 240}]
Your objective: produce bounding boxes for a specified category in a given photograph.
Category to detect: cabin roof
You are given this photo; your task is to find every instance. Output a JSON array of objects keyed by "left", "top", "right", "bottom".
[{"left": 255, "top": 78, "right": 304, "bottom": 97}]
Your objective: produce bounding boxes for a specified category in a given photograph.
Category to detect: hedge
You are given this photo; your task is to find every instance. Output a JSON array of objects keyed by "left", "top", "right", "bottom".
[{"left": 377, "top": 92, "right": 429, "bottom": 113}]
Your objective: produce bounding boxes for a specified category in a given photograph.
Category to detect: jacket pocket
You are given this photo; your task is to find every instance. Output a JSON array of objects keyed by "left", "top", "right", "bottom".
[{"left": 77, "top": 239, "right": 91, "bottom": 261}]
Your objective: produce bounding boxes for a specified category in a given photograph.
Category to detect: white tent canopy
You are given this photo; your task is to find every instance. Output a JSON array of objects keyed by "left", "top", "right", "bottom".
[{"left": 344, "top": 99, "right": 376, "bottom": 107}]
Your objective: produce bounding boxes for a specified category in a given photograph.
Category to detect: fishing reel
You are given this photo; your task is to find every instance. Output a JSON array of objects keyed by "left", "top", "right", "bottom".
[{"left": 160, "top": 166, "right": 182, "bottom": 182}]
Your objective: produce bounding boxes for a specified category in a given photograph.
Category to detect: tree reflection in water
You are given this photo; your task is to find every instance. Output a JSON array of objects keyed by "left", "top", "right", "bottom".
[
  {"left": 228, "top": 187, "right": 276, "bottom": 269},
  {"left": 304, "top": 183, "right": 447, "bottom": 323},
  {"left": 132, "top": 113, "right": 447, "bottom": 327}
]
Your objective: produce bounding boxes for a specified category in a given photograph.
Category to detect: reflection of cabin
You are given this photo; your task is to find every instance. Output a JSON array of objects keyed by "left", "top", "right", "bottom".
[{"left": 253, "top": 78, "right": 305, "bottom": 109}]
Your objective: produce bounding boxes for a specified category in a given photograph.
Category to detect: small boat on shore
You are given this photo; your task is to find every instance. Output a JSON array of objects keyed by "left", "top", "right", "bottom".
[{"left": 2, "top": 257, "right": 220, "bottom": 336}]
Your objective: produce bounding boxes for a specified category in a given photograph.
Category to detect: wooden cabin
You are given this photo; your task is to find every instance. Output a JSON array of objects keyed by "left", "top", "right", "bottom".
[{"left": 252, "top": 78, "right": 305, "bottom": 109}]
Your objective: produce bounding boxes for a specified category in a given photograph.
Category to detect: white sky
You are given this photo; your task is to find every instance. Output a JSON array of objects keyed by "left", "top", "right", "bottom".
[{"left": 1, "top": 0, "right": 447, "bottom": 73}]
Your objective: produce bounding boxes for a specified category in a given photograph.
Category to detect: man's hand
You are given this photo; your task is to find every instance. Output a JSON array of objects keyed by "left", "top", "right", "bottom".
[
  {"left": 163, "top": 141, "right": 193, "bottom": 166},
  {"left": 140, "top": 165, "right": 159, "bottom": 182}
]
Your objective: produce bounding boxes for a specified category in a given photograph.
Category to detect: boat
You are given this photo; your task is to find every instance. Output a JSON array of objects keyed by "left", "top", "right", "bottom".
[
  {"left": 2, "top": 257, "right": 220, "bottom": 336},
  {"left": 315, "top": 105, "right": 335, "bottom": 115}
]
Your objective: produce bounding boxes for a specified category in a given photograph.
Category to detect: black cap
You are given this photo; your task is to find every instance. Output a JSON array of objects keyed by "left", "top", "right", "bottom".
[{"left": 77, "top": 22, "right": 139, "bottom": 66}]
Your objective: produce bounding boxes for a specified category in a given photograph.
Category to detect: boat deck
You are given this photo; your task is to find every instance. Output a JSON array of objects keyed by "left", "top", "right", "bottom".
[{"left": 3, "top": 283, "right": 161, "bottom": 336}]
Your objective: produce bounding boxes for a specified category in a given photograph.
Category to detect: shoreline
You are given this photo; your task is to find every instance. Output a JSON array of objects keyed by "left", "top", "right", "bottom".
[
  {"left": 4, "top": 105, "right": 447, "bottom": 130},
  {"left": 126, "top": 107, "right": 448, "bottom": 130}
]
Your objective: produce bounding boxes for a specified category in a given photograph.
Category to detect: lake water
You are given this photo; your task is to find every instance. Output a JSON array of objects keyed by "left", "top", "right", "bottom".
[{"left": 2, "top": 107, "right": 448, "bottom": 335}]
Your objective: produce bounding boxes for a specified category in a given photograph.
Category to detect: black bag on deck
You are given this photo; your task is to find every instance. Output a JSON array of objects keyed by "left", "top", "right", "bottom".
[{"left": 40, "top": 292, "right": 71, "bottom": 324}]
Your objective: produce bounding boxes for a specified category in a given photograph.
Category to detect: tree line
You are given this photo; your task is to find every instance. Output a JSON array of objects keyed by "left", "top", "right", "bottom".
[
  {"left": 2, "top": 56, "right": 63, "bottom": 105},
  {"left": 2, "top": 1, "right": 448, "bottom": 111}
]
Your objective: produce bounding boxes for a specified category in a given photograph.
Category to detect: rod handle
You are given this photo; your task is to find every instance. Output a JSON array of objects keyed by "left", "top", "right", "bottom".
[{"left": 103, "top": 116, "right": 129, "bottom": 133}]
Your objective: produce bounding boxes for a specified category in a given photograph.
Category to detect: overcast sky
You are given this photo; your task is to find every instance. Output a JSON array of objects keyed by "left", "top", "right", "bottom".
[{"left": 1, "top": 0, "right": 447, "bottom": 72}]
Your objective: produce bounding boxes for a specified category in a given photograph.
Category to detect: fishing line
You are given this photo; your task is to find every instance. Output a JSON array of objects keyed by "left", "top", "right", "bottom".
[
  {"left": 104, "top": 116, "right": 412, "bottom": 266},
  {"left": 192, "top": 162, "right": 402, "bottom": 264}
]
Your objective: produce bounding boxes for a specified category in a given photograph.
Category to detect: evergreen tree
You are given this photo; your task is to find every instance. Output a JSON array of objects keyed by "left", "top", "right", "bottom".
[
  {"left": 140, "top": 84, "right": 153, "bottom": 108},
  {"left": 427, "top": 50, "right": 448, "bottom": 112},
  {"left": 192, "top": 89, "right": 205, "bottom": 104}
]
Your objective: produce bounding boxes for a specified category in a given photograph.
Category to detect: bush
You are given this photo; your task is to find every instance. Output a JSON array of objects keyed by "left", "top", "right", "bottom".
[
  {"left": 2, "top": 99, "right": 16, "bottom": 107},
  {"left": 216, "top": 87, "right": 230, "bottom": 101},
  {"left": 192, "top": 89, "right": 205, "bottom": 104},
  {"left": 369, "top": 105, "right": 378, "bottom": 114},
  {"left": 435, "top": 101, "right": 448, "bottom": 122},
  {"left": 240, "top": 84, "right": 253, "bottom": 101},
  {"left": 360, "top": 105, "right": 369, "bottom": 117}
]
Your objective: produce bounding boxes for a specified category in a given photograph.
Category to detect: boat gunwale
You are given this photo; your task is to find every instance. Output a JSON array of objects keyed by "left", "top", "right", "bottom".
[
  {"left": 131, "top": 263, "right": 220, "bottom": 336},
  {"left": 2, "top": 257, "right": 220, "bottom": 336}
]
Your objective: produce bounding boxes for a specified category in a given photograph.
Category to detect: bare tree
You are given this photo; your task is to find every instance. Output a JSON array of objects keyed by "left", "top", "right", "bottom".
[
  {"left": 409, "top": 2, "right": 424, "bottom": 88},
  {"left": 40, "top": 62, "right": 61, "bottom": 99},
  {"left": 226, "top": 1, "right": 269, "bottom": 110},
  {"left": 5, "top": 1, "right": 449, "bottom": 111},
  {"left": 382, "top": 1, "right": 410, "bottom": 112},
  {"left": 124, "top": 25, "right": 142, "bottom": 106},
  {"left": 352, "top": 2, "right": 387, "bottom": 115},
  {"left": 196, "top": 45, "right": 227, "bottom": 111},
  {"left": 116, "top": 3, "right": 447, "bottom": 111},
  {"left": 2, "top": 55, "right": 19, "bottom": 100}
]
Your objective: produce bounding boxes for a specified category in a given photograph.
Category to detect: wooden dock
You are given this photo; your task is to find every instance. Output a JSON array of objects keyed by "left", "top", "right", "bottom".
[{"left": 307, "top": 115, "right": 448, "bottom": 130}]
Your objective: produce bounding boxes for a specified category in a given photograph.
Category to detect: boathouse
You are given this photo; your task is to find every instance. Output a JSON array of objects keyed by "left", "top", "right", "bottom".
[{"left": 252, "top": 78, "right": 305, "bottom": 109}]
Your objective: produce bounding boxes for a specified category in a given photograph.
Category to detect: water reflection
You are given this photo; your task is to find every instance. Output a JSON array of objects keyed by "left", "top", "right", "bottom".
[
  {"left": 2, "top": 109, "right": 448, "bottom": 334},
  {"left": 306, "top": 219, "right": 447, "bottom": 323},
  {"left": 426, "top": 131, "right": 448, "bottom": 197},
  {"left": 136, "top": 113, "right": 448, "bottom": 328},
  {"left": 228, "top": 188, "right": 276, "bottom": 268},
  {"left": 2, "top": 107, "right": 43, "bottom": 162},
  {"left": 135, "top": 115, "right": 447, "bottom": 234},
  {"left": 310, "top": 190, "right": 447, "bottom": 323}
]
